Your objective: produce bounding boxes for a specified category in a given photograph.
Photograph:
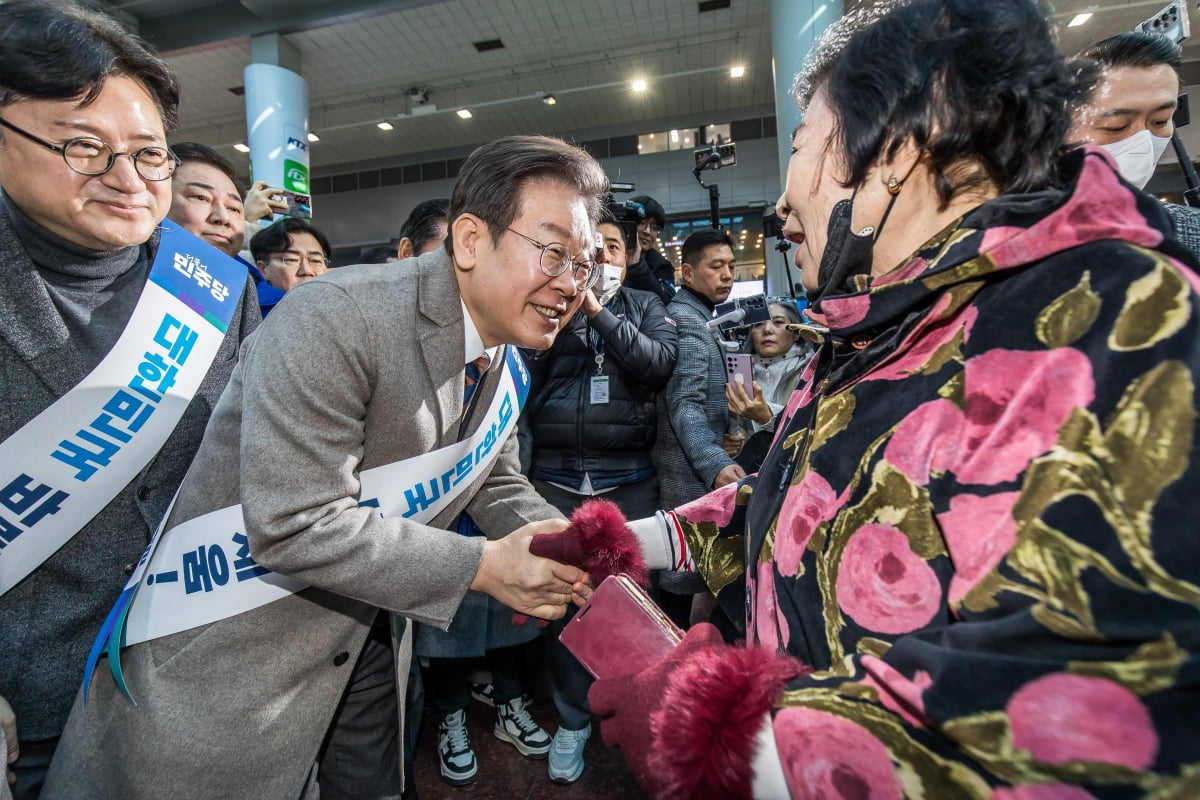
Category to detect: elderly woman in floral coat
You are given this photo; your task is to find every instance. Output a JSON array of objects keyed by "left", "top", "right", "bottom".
[{"left": 543, "top": 0, "right": 1200, "bottom": 797}]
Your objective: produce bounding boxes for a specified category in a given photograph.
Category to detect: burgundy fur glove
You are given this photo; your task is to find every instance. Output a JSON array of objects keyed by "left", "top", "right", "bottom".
[
  {"left": 529, "top": 498, "right": 650, "bottom": 586},
  {"left": 513, "top": 499, "right": 651, "bottom": 626},
  {"left": 589, "top": 622, "right": 808, "bottom": 800}
]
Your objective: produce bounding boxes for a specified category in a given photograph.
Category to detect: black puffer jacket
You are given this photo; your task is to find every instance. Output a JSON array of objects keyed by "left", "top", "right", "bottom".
[
  {"left": 622, "top": 248, "right": 677, "bottom": 305},
  {"left": 523, "top": 286, "right": 677, "bottom": 479}
]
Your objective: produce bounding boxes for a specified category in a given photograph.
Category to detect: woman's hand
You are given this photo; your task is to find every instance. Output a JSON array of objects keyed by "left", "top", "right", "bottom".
[{"left": 727, "top": 380, "right": 773, "bottom": 425}]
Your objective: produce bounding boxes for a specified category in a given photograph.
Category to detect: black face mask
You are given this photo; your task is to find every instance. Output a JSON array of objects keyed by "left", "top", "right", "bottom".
[{"left": 809, "top": 194, "right": 877, "bottom": 310}]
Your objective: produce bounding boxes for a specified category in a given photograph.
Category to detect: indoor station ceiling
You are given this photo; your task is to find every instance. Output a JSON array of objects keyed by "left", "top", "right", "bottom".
[{"left": 89, "top": 0, "right": 1200, "bottom": 176}]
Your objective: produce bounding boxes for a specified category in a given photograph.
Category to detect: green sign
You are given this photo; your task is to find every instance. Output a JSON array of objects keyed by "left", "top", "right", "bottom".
[{"left": 283, "top": 159, "right": 309, "bottom": 194}]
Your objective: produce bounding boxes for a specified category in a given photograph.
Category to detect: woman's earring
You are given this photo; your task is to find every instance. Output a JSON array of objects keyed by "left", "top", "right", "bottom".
[{"left": 886, "top": 175, "right": 903, "bottom": 195}]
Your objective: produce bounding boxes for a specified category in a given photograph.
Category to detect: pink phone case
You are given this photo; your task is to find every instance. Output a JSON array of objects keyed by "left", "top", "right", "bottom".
[
  {"left": 725, "top": 353, "right": 753, "bottom": 389},
  {"left": 559, "top": 574, "right": 683, "bottom": 679}
]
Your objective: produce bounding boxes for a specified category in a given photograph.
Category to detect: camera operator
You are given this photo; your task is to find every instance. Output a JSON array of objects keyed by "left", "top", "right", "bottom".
[{"left": 621, "top": 194, "right": 677, "bottom": 304}]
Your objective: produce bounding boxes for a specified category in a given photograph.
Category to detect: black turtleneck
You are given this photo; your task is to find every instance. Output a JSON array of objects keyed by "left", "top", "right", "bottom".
[
  {"left": 679, "top": 284, "right": 717, "bottom": 312},
  {"left": 0, "top": 190, "right": 152, "bottom": 370}
]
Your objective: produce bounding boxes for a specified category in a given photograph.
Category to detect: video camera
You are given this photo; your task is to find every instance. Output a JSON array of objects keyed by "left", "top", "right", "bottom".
[
  {"left": 603, "top": 194, "right": 646, "bottom": 254},
  {"left": 707, "top": 294, "right": 770, "bottom": 333}
]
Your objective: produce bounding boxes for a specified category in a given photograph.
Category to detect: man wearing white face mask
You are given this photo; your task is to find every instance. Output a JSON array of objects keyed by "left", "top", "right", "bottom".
[
  {"left": 1071, "top": 32, "right": 1200, "bottom": 253},
  {"left": 519, "top": 206, "right": 677, "bottom": 784}
]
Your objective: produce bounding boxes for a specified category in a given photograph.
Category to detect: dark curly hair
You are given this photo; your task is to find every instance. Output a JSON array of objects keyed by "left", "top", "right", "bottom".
[{"left": 796, "top": 0, "right": 1093, "bottom": 209}]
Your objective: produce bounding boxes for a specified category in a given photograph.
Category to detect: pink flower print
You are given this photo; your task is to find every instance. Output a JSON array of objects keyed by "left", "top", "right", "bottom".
[
  {"left": 858, "top": 655, "right": 933, "bottom": 728},
  {"left": 953, "top": 348, "right": 1094, "bottom": 485},
  {"left": 774, "top": 707, "right": 902, "bottom": 800},
  {"left": 753, "top": 561, "right": 790, "bottom": 649},
  {"left": 884, "top": 398, "right": 963, "bottom": 486},
  {"left": 822, "top": 293, "right": 871, "bottom": 329},
  {"left": 784, "top": 357, "right": 822, "bottom": 417},
  {"left": 836, "top": 524, "right": 942, "bottom": 635},
  {"left": 938, "top": 491, "right": 1020, "bottom": 605},
  {"left": 675, "top": 481, "right": 739, "bottom": 528},
  {"left": 865, "top": 299, "right": 978, "bottom": 384},
  {"left": 886, "top": 348, "right": 1094, "bottom": 487},
  {"left": 775, "top": 469, "right": 846, "bottom": 576},
  {"left": 990, "top": 786, "right": 1098, "bottom": 800},
  {"left": 982, "top": 149, "right": 1163, "bottom": 268},
  {"left": 1007, "top": 673, "right": 1158, "bottom": 770}
]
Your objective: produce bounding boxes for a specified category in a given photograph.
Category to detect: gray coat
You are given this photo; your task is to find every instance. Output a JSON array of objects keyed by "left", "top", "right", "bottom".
[
  {"left": 0, "top": 211, "right": 260, "bottom": 742},
  {"left": 44, "top": 249, "right": 557, "bottom": 799},
  {"left": 652, "top": 287, "right": 736, "bottom": 508}
]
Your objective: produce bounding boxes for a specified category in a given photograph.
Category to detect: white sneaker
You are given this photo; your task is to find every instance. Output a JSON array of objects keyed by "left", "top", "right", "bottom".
[
  {"left": 437, "top": 709, "right": 477, "bottom": 786},
  {"left": 548, "top": 723, "right": 591, "bottom": 784},
  {"left": 493, "top": 695, "right": 551, "bottom": 759}
]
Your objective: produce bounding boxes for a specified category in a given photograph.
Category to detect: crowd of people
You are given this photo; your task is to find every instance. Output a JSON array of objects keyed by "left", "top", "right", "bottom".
[{"left": 1, "top": 0, "right": 1197, "bottom": 798}]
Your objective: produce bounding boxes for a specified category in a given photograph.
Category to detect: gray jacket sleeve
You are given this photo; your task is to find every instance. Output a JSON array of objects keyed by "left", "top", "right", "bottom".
[{"left": 666, "top": 310, "right": 734, "bottom": 488}]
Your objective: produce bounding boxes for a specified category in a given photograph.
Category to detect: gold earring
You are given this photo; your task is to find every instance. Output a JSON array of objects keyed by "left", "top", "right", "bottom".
[{"left": 886, "top": 175, "right": 902, "bottom": 195}]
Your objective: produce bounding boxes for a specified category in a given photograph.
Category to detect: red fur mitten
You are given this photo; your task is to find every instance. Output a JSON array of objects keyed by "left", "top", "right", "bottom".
[
  {"left": 589, "top": 622, "right": 808, "bottom": 800},
  {"left": 529, "top": 498, "right": 650, "bottom": 586}
]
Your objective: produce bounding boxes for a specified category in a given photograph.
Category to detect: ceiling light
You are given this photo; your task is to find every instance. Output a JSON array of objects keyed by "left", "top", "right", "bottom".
[
  {"left": 457, "top": 108, "right": 473, "bottom": 119},
  {"left": 233, "top": 143, "right": 249, "bottom": 153},
  {"left": 631, "top": 78, "right": 648, "bottom": 92},
  {"left": 541, "top": 94, "right": 557, "bottom": 106},
  {"left": 306, "top": 132, "right": 320, "bottom": 143},
  {"left": 1067, "top": 12, "right": 1092, "bottom": 27},
  {"left": 376, "top": 121, "right": 394, "bottom": 131},
  {"left": 730, "top": 65, "right": 746, "bottom": 78}
]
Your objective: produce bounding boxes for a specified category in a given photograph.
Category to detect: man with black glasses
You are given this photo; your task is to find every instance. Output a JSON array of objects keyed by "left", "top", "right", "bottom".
[
  {"left": 249, "top": 218, "right": 333, "bottom": 314},
  {"left": 0, "top": 2, "right": 260, "bottom": 797}
]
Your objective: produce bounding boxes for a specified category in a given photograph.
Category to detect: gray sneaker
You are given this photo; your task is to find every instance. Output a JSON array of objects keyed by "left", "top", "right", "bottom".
[
  {"left": 493, "top": 696, "right": 552, "bottom": 759},
  {"left": 437, "top": 709, "right": 477, "bottom": 786},
  {"left": 548, "top": 723, "right": 591, "bottom": 784}
]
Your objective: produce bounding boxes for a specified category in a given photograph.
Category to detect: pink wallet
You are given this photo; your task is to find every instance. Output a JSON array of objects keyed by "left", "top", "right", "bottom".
[{"left": 559, "top": 574, "right": 683, "bottom": 679}]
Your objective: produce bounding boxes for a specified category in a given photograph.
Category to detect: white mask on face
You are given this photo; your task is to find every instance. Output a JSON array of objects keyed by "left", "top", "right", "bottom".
[
  {"left": 1099, "top": 128, "right": 1172, "bottom": 189},
  {"left": 594, "top": 263, "right": 624, "bottom": 305}
]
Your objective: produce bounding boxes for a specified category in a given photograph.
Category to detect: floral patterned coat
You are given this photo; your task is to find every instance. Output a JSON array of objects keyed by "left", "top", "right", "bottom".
[{"left": 671, "top": 149, "right": 1200, "bottom": 798}]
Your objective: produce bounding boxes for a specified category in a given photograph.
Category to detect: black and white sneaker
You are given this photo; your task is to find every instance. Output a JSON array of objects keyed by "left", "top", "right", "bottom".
[
  {"left": 493, "top": 696, "right": 551, "bottom": 759},
  {"left": 437, "top": 709, "right": 477, "bottom": 786},
  {"left": 470, "top": 681, "right": 495, "bottom": 707}
]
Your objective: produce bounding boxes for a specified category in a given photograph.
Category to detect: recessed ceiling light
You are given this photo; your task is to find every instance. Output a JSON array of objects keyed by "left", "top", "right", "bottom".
[
  {"left": 541, "top": 94, "right": 557, "bottom": 105},
  {"left": 457, "top": 108, "right": 473, "bottom": 119},
  {"left": 730, "top": 65, "right": 746, "bottom": 78},
  {"left": 631, "top": 78, "right": 648, "bottom": 92},
  {"left": 233, "top": 143, "right": 249, "bottom": 153},
  {"left": 377, "top": 121, "right": 394, "bottom": 131},
  {"left": 1068, "top": 12, "right": 1092, "bottom": 26},
  {"left": 307, "top": 132, "right": 320, "bottom": 142}
]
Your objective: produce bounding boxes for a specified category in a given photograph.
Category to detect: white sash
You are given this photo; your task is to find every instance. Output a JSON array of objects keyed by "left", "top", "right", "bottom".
[
  {"left": 84, "top": 345, "right": 530, "bottom": 699},
  {"left": 0, "top": 225, "right": 247, "bottom": 595}
]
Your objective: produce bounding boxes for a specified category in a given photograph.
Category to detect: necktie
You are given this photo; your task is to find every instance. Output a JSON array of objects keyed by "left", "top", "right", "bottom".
[{"left": 463, "top": 353, "right": 491, "bottom": 405}]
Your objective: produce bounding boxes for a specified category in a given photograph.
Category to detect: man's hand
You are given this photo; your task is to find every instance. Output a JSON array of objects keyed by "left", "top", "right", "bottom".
[
  {"left": 244, "top": 181, "right": 289, "bottom": 223},
  {"left": 726, "top": 380, "right": 773, "bottom": 424},
  {"left": 722, "top": 432, "right": 745, "bottom": 456},
  {"left": 471, "top": 519, "right": 587, "bottom": 620},
  {"left": 1, "top": 694, "right": 17, "bottom": 787},
  {"left": 579, "top": 289, "right": 603, "bottom": 318},
  {"left": 713, "top": 463, "right": 746, "bottom": 488}
]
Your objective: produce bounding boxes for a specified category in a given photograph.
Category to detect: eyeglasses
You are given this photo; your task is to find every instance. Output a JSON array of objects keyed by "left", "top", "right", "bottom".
[
  {"left": 269, "top": 253, "right": 329, "bottom": 269},
  {"left": 637, "top": 220, "right": 663, "bottom": 237},
  {"left": 0, "top": 117, "right": 177, "bottom": 181},
  {"left": 505, "top": 227, "right": 598, "bottom": 290}
]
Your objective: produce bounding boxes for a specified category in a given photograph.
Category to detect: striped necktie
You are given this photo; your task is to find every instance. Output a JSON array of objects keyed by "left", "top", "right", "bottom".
[{"left": 463, "top": 353, "right": 491, "bottom": 405}]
